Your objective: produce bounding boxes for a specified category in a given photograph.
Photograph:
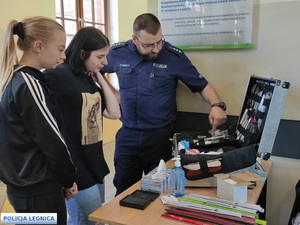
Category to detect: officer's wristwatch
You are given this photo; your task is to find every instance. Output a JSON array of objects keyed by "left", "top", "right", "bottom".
[{"left": 211, "top": 102, "right": 227, "bottom": 111}]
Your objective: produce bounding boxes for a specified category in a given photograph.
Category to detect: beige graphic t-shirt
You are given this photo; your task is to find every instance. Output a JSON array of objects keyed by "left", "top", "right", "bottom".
[{"left": 81, "top": 92, "right": 102, "bottom": 145}]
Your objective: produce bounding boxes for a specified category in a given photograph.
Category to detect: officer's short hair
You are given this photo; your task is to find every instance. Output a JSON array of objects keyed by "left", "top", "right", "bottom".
[{"left": 133, "top": 13, "right": 161, "bottom": 37}]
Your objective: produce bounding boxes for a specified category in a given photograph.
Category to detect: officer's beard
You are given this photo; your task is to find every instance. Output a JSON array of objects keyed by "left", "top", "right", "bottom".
[{"left": 141, "top": 51, "right": 161, "bottom": 62}]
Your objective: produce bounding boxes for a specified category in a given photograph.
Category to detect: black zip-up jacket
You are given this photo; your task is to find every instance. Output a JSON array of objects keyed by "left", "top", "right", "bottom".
[{"left": 0, "top": 66, "right": 76, "bottom": 197}]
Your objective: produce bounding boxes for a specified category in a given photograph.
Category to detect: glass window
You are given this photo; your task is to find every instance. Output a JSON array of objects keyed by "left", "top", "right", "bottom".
[
  {"left": 94, "top": 0, "right": 105, "bottom": 24},
  {"left": 55, "top": 0, "right": 62, "bottom": 17},
  {"left": 64, "top": 20, "right": 77, "bottom": 35},
  {"left": 55, "top": 0, "right": 107, "bottom": 44},
  {"left": 64, "top": 0, "right": 76, "bottom": 19},
  {"left": 83, "top": 0, "right": 93, "bottom": 22}
]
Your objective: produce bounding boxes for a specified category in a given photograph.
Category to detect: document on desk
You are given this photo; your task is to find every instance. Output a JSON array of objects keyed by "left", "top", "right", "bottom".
[{"left": 161, "top": 193, "right": 267, "bottom": 225}]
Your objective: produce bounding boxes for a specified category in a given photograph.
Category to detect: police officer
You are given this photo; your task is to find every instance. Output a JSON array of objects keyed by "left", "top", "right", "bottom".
[{"left": 101, "top": 13, "right": 227, "bottom": 195}]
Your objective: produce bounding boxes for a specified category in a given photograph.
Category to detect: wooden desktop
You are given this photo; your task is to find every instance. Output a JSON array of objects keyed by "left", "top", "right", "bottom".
[{"left": 89, "top": 160, "right": 272, "bottom": 225}]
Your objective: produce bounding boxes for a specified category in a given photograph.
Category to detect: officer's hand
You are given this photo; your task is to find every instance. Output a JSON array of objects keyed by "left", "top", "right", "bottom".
[{"left": 209, "top": 107, "right": 227, "bottom": 132}]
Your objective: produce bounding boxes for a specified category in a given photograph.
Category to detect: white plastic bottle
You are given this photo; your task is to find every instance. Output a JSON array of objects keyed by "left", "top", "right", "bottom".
[{"left": 170, "top": 157, "right": 185, "bottom": 197}]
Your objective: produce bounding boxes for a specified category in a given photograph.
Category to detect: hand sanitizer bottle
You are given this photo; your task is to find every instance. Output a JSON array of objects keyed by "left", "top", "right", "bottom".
[{"left": 170, "top": 157, "right": 185, "bottom": 197}]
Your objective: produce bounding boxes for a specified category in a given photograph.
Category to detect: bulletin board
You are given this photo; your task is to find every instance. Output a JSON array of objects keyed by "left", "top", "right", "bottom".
[{"left": 158, "top": 0, "right": 253, "bottom": 50}]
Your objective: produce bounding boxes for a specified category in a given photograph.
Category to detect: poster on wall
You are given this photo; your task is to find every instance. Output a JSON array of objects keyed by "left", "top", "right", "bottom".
[{"left": 158, "top": 0, "right": 254, "bottom": 50}]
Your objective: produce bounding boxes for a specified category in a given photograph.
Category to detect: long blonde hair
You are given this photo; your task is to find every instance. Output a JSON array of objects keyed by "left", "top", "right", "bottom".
[{"left": 0, "top": 16, "right": 65, "bottom": 97}]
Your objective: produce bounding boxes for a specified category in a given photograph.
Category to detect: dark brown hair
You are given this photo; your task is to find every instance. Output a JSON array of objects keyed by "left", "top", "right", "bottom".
[
  {"left": 65, "top": 27, "right": 110, "bottom": 74},
  {"left": 133, "top": 13, "right": 161, "bottom": 37}
]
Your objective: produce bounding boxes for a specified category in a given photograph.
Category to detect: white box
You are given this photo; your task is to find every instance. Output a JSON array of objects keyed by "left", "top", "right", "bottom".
[
  {"left": 141, "top": 167, "right": 171, "bottom": 194},
  {"left": 215, "top": 171, "right": 260, "bottom": 202}
]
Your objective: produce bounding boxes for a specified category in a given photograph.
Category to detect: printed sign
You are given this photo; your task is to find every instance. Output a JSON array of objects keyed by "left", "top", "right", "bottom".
[
  {"left": 158, "top": 0, "right": 254, "bottom": 49},
  {"left": 1, "top": 213, "right": 57, "bottom": 224}
]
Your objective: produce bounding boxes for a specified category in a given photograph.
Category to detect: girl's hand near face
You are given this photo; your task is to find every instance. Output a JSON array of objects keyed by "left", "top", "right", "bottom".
[
  {"left": 89, "top": 71, "right": 105, "bottom": 86},
  {"left": 88, "top": 71, "right": 120, "bottom": 119}
]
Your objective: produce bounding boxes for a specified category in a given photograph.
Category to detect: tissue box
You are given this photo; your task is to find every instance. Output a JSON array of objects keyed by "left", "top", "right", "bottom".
[
  {"left": 214, "top": 170, "right": 260, "bottom": 202},
  {"left": 141, "top": 167, "right": 171, "bottom": 194}
]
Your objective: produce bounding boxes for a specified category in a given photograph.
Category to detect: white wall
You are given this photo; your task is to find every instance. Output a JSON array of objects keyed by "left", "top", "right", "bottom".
[
  {"left": 107, "top": 0, "right": 119, "bottom": 45},
  {"left": 267, "top": 156, "right": 300, "bottom": 224}
]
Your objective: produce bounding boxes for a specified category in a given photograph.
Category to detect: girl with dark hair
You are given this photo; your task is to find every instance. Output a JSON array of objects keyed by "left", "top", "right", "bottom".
[
  {"left": 0, "top": 16, "right": 77, "bottom": 225},
  {"left": 44, "top": 26, "right": 120, "bottom": 225}
]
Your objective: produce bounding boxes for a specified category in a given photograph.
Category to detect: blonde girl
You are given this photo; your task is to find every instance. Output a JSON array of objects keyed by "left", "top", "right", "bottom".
[{"left": 0, "top": 16, "right": 77, "bottom": 225}]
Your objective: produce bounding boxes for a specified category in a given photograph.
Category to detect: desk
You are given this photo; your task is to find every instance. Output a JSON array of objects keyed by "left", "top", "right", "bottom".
[{"left": 89, "top": 160, "right": 272, "bottom": 225}]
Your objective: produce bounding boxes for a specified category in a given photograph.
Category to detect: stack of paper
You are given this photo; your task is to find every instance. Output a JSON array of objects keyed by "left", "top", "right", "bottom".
[{"left": 161, "top": 193, "right": 266, "bottom": 225}]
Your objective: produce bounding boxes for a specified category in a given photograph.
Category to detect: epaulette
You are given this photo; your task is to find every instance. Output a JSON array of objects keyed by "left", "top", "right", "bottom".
[
  {"left": 166, "top": 45, "right": 183, "bottom": 55},
  {"left": 111, "top": 42, "right": 128, "bottom": 50}
]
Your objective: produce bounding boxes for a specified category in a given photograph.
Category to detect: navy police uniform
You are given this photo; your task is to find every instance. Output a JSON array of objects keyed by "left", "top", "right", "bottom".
[{"left": 101, "top": 40, "right": 208, "bottom": 195}]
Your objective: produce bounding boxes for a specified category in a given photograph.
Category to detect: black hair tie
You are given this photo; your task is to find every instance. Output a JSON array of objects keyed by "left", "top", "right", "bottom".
[{"left": 13, "top": 22, "right": 25, "bottom": 40}]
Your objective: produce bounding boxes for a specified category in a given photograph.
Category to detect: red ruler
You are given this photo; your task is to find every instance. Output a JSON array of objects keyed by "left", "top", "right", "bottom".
[{"left": 161, "top": 213, "right": 215, "bottom": 225}]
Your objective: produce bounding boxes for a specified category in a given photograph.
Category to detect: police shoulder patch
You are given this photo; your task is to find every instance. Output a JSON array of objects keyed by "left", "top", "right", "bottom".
[
  {"left": 166, "top": 45, "right": 183, "bottom": 55},
  {"left": 111, "top": 42, "right": 128, "bottom": 50}
]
